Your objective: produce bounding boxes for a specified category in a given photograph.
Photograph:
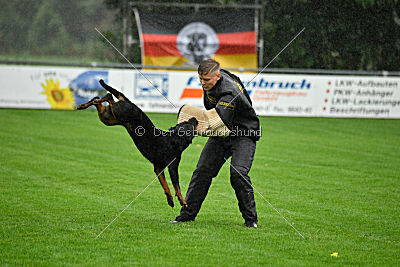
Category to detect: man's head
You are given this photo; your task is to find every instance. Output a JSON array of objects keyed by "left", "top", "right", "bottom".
[{"left": 198, "top": 59, "right": 221, "bottom": 91}]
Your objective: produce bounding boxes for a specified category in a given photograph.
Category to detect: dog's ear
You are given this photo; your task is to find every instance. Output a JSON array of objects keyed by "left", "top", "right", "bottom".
[
  {"left": 189, "top": 117, "right": 198, "bottom": 126},
  {"left": 99, "top": 79, "right": 106, "bottom": 88},
  {"left": 169, "top": 122, "right": 196, "bottom": 151}
]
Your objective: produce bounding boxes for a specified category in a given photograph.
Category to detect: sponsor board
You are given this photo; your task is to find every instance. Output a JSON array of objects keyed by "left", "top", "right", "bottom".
[
  {"left": 134, "top": 73, "right": 168, "bottom": 99},
  {"left": 69, "top": 71, "right": 108, "bottom": 106},
  {"left": 322, "top": 78, "right": 400, "bottom": 118},
  {"left": 0, "top": 65, "right": 109, "bottom": 110},
  {"left": 0, "top": 65, "right": 399, "bottom": 118},
  {"left": 171, "top": 72, "right": 400, "bottom": 118}
]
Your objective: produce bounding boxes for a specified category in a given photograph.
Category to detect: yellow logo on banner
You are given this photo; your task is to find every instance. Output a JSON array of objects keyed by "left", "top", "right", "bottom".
[{"left": 41, "top": 78, "right": 75, "bottom": 110}]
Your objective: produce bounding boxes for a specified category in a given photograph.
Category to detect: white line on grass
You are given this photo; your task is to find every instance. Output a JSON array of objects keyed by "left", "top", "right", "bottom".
[
  {"left": 95, "top": 158, "right": 176, "bottom": 239},
  {"left": 224, "top": 157, "right": 306, "bottom": 239}
]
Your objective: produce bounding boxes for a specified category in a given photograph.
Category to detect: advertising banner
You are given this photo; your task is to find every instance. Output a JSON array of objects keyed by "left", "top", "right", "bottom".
[
  {"left": 1, "top": 65, "right": 399, "bottom": 119},
  {"left": 0, "top": 65, "right": 110, "bottom": 110},
  {"left": 137, "top": 9, "right": 257, "bottom": 68},
  {"left": 127, "top": 71, "right": 400, "bottom": 119}
]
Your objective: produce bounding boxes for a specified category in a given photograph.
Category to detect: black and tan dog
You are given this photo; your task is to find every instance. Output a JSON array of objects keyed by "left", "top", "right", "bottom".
[{"left": 77, "top": 79, "right": 197, "bottom": 208}]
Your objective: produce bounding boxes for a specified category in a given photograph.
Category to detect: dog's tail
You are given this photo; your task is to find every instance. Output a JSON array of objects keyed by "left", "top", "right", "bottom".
[{"left": 99, "top": 79, "right": 130, "bottom": 102}]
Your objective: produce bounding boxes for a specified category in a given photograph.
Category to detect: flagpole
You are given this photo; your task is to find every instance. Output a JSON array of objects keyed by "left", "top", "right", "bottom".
[
  {"left": 258, "top": 1, "right": 264, "bottom": 68},
  {"left": 132, "top": 7, "right": 144, "bottom": 65}
]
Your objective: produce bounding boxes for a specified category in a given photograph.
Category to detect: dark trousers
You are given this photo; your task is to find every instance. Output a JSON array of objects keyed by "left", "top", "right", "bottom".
[{"left": 178, "top": 136, "right": 257, "bottom": 223}]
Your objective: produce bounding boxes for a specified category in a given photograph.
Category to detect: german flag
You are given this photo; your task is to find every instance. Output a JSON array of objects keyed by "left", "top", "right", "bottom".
[{"left": 137, "top": 9, "right": 257, "bottom": 68}]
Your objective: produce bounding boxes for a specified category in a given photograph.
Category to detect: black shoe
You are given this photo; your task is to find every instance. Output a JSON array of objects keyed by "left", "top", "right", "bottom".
[
  {"left": 170, "top": 217, "right": 194, "bottom": 224},
  {"left": 245, "top": 221, "right": 258, "bottom": 228}
]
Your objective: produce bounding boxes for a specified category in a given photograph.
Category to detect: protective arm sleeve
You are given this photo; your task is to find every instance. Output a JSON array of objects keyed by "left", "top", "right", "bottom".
[{"left": 177, "top": 105, "right": 231, "bottom": 137}]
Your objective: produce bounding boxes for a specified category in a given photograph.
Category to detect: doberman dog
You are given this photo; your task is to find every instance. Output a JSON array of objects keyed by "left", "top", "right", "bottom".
[{"left": 77, "top": 79, "right": 197, "bottom": 208}]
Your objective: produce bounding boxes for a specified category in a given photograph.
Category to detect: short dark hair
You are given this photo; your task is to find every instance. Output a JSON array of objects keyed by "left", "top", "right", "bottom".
[{"left": 198, "top": 59, "right": 220, "bottom": 75}]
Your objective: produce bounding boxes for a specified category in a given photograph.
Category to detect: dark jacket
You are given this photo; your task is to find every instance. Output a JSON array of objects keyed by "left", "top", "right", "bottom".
[{"left": 203, "top": 69, "right": 260, "bottom": 141}]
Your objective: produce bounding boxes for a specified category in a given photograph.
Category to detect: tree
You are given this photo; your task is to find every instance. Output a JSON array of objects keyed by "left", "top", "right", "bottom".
[
  {"left": 263, "top": 0, "right": 400, "bottom": 70},
  {"left": 27, "top": 0, "right": 71, "bottom": 55}
]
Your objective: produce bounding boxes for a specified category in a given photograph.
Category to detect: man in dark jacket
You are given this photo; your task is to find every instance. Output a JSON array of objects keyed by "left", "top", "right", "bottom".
[{"left": 172, "top": 59, "right": 260, "bottom": 228}]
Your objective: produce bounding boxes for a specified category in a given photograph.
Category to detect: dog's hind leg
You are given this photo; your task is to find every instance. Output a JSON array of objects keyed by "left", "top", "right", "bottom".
[
  {"left": 155, "top": 166, "right": 174, "bottom": 208},
  {"left": 168, "top": 156, "right": 187, "bottom": 207}
]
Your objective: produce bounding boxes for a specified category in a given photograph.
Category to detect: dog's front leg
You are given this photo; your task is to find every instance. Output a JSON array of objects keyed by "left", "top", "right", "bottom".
[
  {"left": 76, "top": 97, "right": 115, "bottom": 125},
  {"left": 155, "top": 167, "right": 174, "bottom": 208},
  {"left": 81, "top": 94, "right": 120, "bottom": 126},
  {"left": 76, "top": 97, "right": 100, "bottom": 110}
]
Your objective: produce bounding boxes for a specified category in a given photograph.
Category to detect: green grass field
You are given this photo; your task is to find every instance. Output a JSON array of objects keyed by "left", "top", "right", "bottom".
[{"left": 0, "top": 108, "right": 399, "bottom": 265}]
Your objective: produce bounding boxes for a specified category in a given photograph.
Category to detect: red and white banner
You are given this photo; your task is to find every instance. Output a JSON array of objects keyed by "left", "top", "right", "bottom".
[{"left": 1, "top": 65, "right": 399, "bottom": 119}]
